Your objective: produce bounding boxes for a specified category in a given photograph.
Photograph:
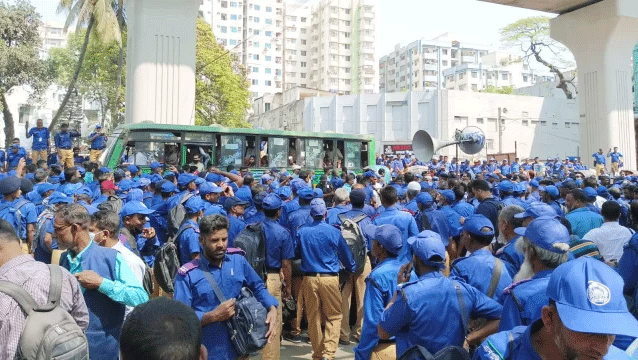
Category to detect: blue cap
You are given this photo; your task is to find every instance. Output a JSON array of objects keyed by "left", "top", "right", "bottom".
[
  {"left": 235, "top": 187, "right": 252, "bottom": 203},
  {"left": 0, "top": 176, "right": 21, "bottom": 195},
  {"left": 184, "top": 196, "right": 205, "bottom": 213},
  {"left": 515, "top": 216, "right": 570, "bottom": 254},
  {"left": 37, "top": 183, "right": 57, "bottom": 196},
  {"left": 407, "top": 230, "right": 446, "bottom": 268},
  {"left": 261, "top": 174, "right": 273, "bottom": 185},
  {"left": 77, "top": 167, "right": 86, "bottom": 176},
  {"left": 206, "top": 173, "right": 222, "bottom": 183},
  {"left": 194, "top": 177, "right": 205, "bottom": 186},
  {"left": 150, "top": 174, "right": 163, "bottom": 184},
  {"left": 199, "top": 182, "right": 222, "bottom": 195},
  {"left": 160, "top": 181, "right": 177, "bottom": 193},
  {"left": 290, "top": 178, "right": 306, "bottom": 193},
  {"left": 126, "top": 189, "right": 144, "bottom": 202},
  {"left": 313, "top": 188, "right": 323, "bottom": 199},
  {"left": 514, "top": 203, "right": 557, "bottom": 219},
  {"left": 278, "top": 186, "right": 292, "bottom": 200},
  {"left": 178, "top": 173, "right": 197, "bottom": 187},
  {"left": 546, "top": 257, "right": 638, "bottom": 337},
  {"left": 263, "top": 193, "right": 283, "bottom": 210},
  {"left": 128, "top": 165, "right": 139, "bottom": 174},
  {"left": 498, "top": 180, "right": 514, "bottom": 192},
  {"left": 364, "top": 224, "right": 403, "bottom": 255},
  {"left": 100, "top": 167, "right": 111, "bottom": 173},
  {"left": 583, "top": 187, "right": 597, "bottom": 201},
  {"left": 138, "top": 178, "right": 151, "bottom": 188},
  {"left": 529, "top": 179, "right": 540, "bottom": 188},
  {"left": 539, "top": 185, "right": 559, "bottom": 198},
  {"left": 62, "top": 183, "right": 82, "bottom": 197},
  {"left": 462, "top": 214, "right": 494, "bottom": 237},
  {"left": 349, "top": 189, "right": 365, "bottom": 205},
  {"left": 597, "top": 185, "right": 609, "bottom": 198},
  {"left": 310, "top": 198, "right": 327, "bottom": 217},
  {"left": 76, "top": 186, "right": 93, "bottom": 197},
  {"left": 439, "top": 190, "right": 455, "bottom": 204},
  {"left": 224, "top": 196, "right": 248, "bottom": 210},
  {"left": 253, "top": 192, "right": 267, "bottom": 206},
  {"left": 415, "top": 192, "right": 433, "bottom": 206},
  {"left": 120, "top": 201, "right": 154, "bottom": 217},
  {"left": 298, "top": 187, "right": 314, "bottom": 200},
  {"left": 48, "top": 192, "right": 74, "bottom": 204},
  {"left": 150, "top": 161, "right": 162, "bottom": 170}
]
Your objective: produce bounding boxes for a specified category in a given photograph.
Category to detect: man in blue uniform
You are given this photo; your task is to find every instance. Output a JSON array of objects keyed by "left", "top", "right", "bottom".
[
  {"left": 88, "top": 124, "right": 108, "bottom": 163},
  {"left": 539, "top": 184, "right": 565, "bottom": 216},
  {"left": 174, "top": 214, "right": 278, "bottom": 360},
  {"left": 177, "top": 196, "right": 205, "bottom": 265},
  {"left": 494, "top": 205, "right": 525, "bottom": 278},
  {"left": 245, "top": 191, "right": 266, "bottom": 224},
  {"left": 222, "top": 196, "right": 247, "bottom": 247},
  {"left": 378, "top": 231, "right": 502, "bottom": 358},
  {"left": 326, "top": 188, "right": 351, "bottom": 225},
  {"left": 592, "top": 148, "right": 606, "bottom": 176},
  {"left": 287, "top": 187, "right": 314, "bottom": 239},
  {"left": 26, "top": 118, "right": 50, "bottom": 163},
  {"left": 296, "top": 198, "right": 356, "bottom": 360},
  {"left": 607, "top": 146, "right": 623, "bottom": 177},
  {"left": 261, "top": 193, "right": 295, "bottom": 360},
  {"left": 54, "top": 123, "right": 80, "bottom": 168},
  {"left": 119, "top": 201, "right": 159, "bottom": 266},
  {"left": 451, "top": 215, "right": 513, "bottom": 304},
  {"left": 199, "top": 182, "right": 226, "bottom": 216},
  {"left": 6, "top": 143, "right": 27, "bottom": 170},
  {"left": 55, "top": 203, "right": 148, "bottom": 360},
  {"left": 474, "top": 257, "right": 638, "bottom": 360},
  {"left": 373, "top": 186, "right": 418, "bottom": 262},
  {"left": 415, "top": 192, "right": 452, "bottom": 245},
  {"left": 498, "top": 217, "right": 571, "bottom": 331},
  {"left": 470, "top": 179, "right": 503, "bottom": 239},
  {"left": 354, "top": 224, "right": 403, "bottom": 360}
]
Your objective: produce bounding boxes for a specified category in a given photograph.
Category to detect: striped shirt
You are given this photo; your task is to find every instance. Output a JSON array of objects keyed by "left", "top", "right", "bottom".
[
  {"left": 569, "top": 236, "right": 603, "bottom": 261},
  {"left": 0, "top": 255, "right": 89, "bottom": 360}
]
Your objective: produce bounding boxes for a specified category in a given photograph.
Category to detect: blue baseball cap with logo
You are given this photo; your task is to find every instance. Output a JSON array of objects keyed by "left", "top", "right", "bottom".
[
  {"left": 184, "top": 196, "right": 205, "bottom": 214},
  {"left": 546, "top": 257, "right": 638, "bottom": 337},
  {"left": 263, "top": 193, "right": 283, "bottom": 210},
  {"left": 160, "top": 181, "right": 176, "bottom": 193},
  {"left": 277, "top": 186, "right": 292, "bottom": 200},
  {"left": 199, "top": 182, "right": 222, "bottom": 195},
  {"left": 364, "top": 224, "right": 403, "bottom": 255},
  {"left": 313, "top": 188, "right": 323, "bottom": 199},
  {"left": 37, "top": 183, "right": 58, "bottom": 196},
  {"left": 462, "top": 214, "right": 494, "bottom": 237},
  {"left": 177, "top": 173, "right": 197, "bottom": 188},
  {"left": 515, "top": 216, "right": 570, "bottom": 254},
  {"left": 150, "top": 161, "right": 162, "bottom": 170},
  {"left": 514, "top": 203, "right": 557, "bottom": 220},
  {"left": 407, "top": 230, "right": 446, "bottom": 268},
  {"left": 309, "top": 198, "right": 327, "bottom": 217},
  {"left": 298, "top": 187, "right": 314, "bottom": 200},
  {"left": 539, "top": 185, "right": 559, "bottom": 198},
  {"left": 120, "top": 201, "right": 154, "bottom": 217},
  {"left": 224, "top": 196, "right": 248, "bottom": 211}
]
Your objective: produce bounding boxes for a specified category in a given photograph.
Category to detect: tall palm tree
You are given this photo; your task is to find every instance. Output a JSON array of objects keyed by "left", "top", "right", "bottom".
[{"left": 49, "top": 0, "right": 120, "bottom": 131}]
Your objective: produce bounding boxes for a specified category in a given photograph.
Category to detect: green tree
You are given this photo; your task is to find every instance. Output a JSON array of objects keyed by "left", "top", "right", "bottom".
[
  {"left": 50, "top": 0, "right": 120, "bottom": 131},
  {"left": 480, "top": 85, "right": 514, "bottom": 94},
  {"left": 500, "top": 16, "right": 575, "bottom": 99},
  {"left": 0, "top": 1, "right": 52, "bottom": 148},
  {"left": 195, "top": 19, "right": 251, "bottom": 128},
  {"left": 49, "top": 29, "right": 125, "bottom": 128}
]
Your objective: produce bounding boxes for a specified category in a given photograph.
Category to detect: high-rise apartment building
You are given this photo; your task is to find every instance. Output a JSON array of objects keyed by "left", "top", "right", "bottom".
[
  {"left": 200, "top": 0, "right": 378, "bottom": 98},
  {"left": 38, "top": 22, "right": 69, "bottom": 57},
  {"left": 379, "top": 34, "right": 490, "bottom": 93}
]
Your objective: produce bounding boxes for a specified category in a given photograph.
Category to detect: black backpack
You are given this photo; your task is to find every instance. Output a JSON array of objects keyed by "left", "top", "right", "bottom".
[
  {"left": 338, "top": 213, "right": 368, "bottom": 275},
  {"left": 153, "top": 223, "right": 197, "bottom": 293},
  {"left": 399, "top": 345, "right": 469, "bottom": 360},
  {"left": 233, "top": 223, "right": 267, "bottom": 282}
]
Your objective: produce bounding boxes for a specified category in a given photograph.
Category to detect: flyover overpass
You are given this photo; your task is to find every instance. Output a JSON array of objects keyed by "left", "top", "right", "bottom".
[{"left": 480, "top": 0, "right": 638, "bottom": 170}]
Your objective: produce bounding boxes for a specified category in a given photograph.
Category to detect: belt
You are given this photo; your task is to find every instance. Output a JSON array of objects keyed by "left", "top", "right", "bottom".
[
  {"left": 59, "top": 147, "right": 71, "bottom": 150},
  {"left": 267, "top": 269, "right": 280, "bottom": 274},
  {"left": 303, "top": 272, "right": 338, "bottom": 277},
  {"left": 378, "top": 339, "right": 395, "bottom": 344}
]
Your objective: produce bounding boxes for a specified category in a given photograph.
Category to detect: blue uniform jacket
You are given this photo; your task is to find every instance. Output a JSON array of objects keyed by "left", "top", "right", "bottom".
[
  {"left": 174, "top": 255, "right": 278, "bottom": 360},
  {"left": 89, "top": 132, "right": 107, "bottom": 150},
  {"left": 6, "top": 148, "right": 27, "bottom": 168},
  {"left": 54, "top": 130, "right": 80, "bottom": 149},
  {"left": 450, "top": 249, "right": 513, "bottom": 304},
  {"left": 618, "top": 233, "right": 638, "bottom": 301},
  {"left": 380, "top": 271, "right": 502, "bottom": 358},
  {"left": 280, "top": 197, "right": 300, "bottom": 228},
  {"left": 177, "top": 220, "right": 200, "bottom": 266},
  {"left": 287, "top": 205, "right": 311, "bottom": 239},
  {"left": 227, "top": 214, "right": 246, "bottom": 248},
  {"left": 416, "top": 208, "right": 452, "bottom": 246},
  {"left": 354, "top": 258, "right": 404, "bottom": 360},
  {"left": 326, "top": 204, "right": 350, "bottom": 225},
  {"left": 495, "top": 236, "right": 525, "bottom": 278},
  {"left": 263, "top": 218, "right": 295, "bottom": 269},
  {"left": 453, "top": 201, "right": 475, "bottom": 218},
  {"left": 27, "top": 127, "right": 50, "bottom": 150},
  {"left": 296, "top": 220, "right": 356, "bottom": 273},
  {"left": 474, "top": 320, "right": 630, "bottom": 360},
  {"left": 373, "top": 205, "right": 419, "bottom": 261},
  {"left": 498, "top": 270, "right": 552, "bottom": 331},
  {"left": 439, "top": 205, "right": 462, "bottom": 238}
]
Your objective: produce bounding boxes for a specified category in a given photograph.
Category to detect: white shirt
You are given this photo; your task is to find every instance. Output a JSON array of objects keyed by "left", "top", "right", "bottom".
[
  {"left": 582, "top": 222, "right": 633, "bottom": 262},
  {"left": 112, "top": 240, "right": 147, "bottom": 316}
]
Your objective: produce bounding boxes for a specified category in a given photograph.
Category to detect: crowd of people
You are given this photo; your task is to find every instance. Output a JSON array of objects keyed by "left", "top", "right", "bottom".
[{"left": 1, "top": 121, "right": 638, "bottom": 360}]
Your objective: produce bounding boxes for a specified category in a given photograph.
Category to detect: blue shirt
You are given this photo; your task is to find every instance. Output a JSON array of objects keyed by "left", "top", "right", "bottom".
[
  {"left": 450, "top": 249, "right": 513, "bottom": 304},
  {"left": 373, "top": 205, "right": 419, "bottom": 262},
  {"left": 498, "top": 270, "right": 553, "bottom": 331},
  {"left": 296, "top": 220, "right": 356, "bottom": 274},
  {"left": 379, "top": 271, "right": 502, "bottom": 358},
  {"left": 495, "top": 236, "right": 525, "bottom": 278},
  {"left": 417, "top": 208, "right": 453, "bottom": 245},
  {"left": 177, "top": 220, "right": 200, "bottom": 266},
  {"left": 89, "top": 132, "right": 108, "bottom": 150},
  {"left": 6, "top": 147, "right": 27, "bottom": 168},
  {"left": 474, "top": 320, "right": 630, "bottom": 360},
  {"left": 565, "top": 207, "right": 604, "bottom": 239},
  {"left": 326, "top": 204, "right": 350, "bottom": 225},
  {"left": 54, "top": 130, "right": 80, "bottom": 149},
  {"left": 287, "top": 205, "right": 311, "bottom": 239},
  {"left": 13, "top": 197, "right": 37, "bottom": 240},
  {"left": 263, "top": 218, "right": 295, "bottom": 269},
  {"left": 0, "top": 150, "right": 5, "bottom": 165},
  {"left": 203, "top": 201, "right": 227, "bottom": 217},
  {"left": 354, "top": 258, "right": 404, "bottom": 360},
  {"left": 439, "top": 205, "right": 463, "bottom": 238},
  {"left": 609, "top": 151, "right": 623, "bottom": 163},
  {"left": 280, "top": 197, "right": 300, "bottom": 228},
  {"left": 618, "top": 233, "right": 638, "bottom": 300},
  {"left": 174, "top": 254, "right": 278, "bottom": 360},
  {"left": 227, "top": 215, "right": 246, "bottom": 247},
  {"left": 27, "top": 127, "right": 50, "bottom": 150},
  {"left": 592, "top": 152, "right": 606, "bottom": 165}
]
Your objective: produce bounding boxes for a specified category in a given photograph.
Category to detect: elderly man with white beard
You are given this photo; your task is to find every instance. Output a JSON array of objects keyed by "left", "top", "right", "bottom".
[
  {"left": 497, "top": 216, "right": 570, "bottom": 332},
  {"left": 494, "top": 205, "right": 525, "bottom": 278}
]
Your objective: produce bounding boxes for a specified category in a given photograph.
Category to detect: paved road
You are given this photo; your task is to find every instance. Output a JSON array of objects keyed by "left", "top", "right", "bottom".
[{"left": 251, "top": 333, "right": 356, "bottom": 359}]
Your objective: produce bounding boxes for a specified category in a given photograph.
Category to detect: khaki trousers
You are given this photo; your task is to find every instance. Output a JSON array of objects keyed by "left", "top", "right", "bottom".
[
  {"left": 371, "top": 342, "right": 396, "bottom": 360},
  {"left": 291, "top": 276, "right": 305, "bottom": 336},
  {"left": 611, "top": 162, "right": 619, "bottom": 175},
  {"left": 58, "top": 149, "right": 73, "bottom": 168},
  {"left": 595, "top": 163, "right": 604, "bottom": 175},
  {"left": 340, "top": 256, "right": 372, "bottom": 341},
  {"left": 90, "top": 149, "right": 103, "bottom": 163},
  {"left": 303, "top": 275, "right": 341, "bottom": 360},
  {"left": 262, "top": 273, "right": 282, "bottom": 360},
  {"left": 31, "top": 150, "right": 47, "bottom": 163}
]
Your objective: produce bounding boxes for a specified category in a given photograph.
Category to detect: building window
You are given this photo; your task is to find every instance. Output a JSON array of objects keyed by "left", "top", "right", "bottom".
[
  {"left": 265, "top": 56, "right": 271, "bottom": 61},
  {"left": 301, "top": 39, "right": 306, "bottom": 45},
  {"left": 442, "top": 49, "right": 448, "bottom": 55},
  {"left": 231, "top": 27, "right": 238, "bottom": 32},
  {"left": 266, "top": 6, "right": 272, "bottom": 12},
  {"left": 472, "top": 71, "right": 478, "bottom": 78},
  {"left": 265, "top": 68, "right": 271, "bottom": 74},
  {"left": 252, "top": 79, "right": 258, "bottom": 85},
  {"left": 522, "top": 120, "right": 529, "bottom": 126},
  {"left": 265, "top": 80, "right": 272, "bottom": 86},
  {"left": 477, "top": 118, "right": 484, "bottom": 124},
  {"left": 523, "top": 75, "right": 528, "bottom": 82},
  {"left": 485, "top": 139, "right": 494, "bottom": 150},
  {"left": 221, "top": 26, "right": 227, "bottom": 33},
  {"left": 229, "top": 39, "right": 237, "bottom": 45},
  {"left": 230, "top": 1, "right": 237, "bottom": 7},
  {"left": 254, "top": 29, "right": 260, "bottom": 35},
  {"left": 552, "top": 122, "right": 558, "bottom": 128},
  {"left": 230, "top": 14, "right": 236, "bottom": 20},
  {"left": 265, "top": 18, "right": 272, "bottom": 24},
  {"left": 254, "top": 17, "right": 260, "bottom": 23},
  {"left": 442, "top": 60, "right": 448, "bottom": 66},
  {"left": 265, "top": 31, "right": 272, "bottom": 36},
  {"left": 301, "top": 73, "right": 306, "bottom": 78},
  {"left": 301, "top": 51, "right": 307, "bottom": 56},
  {"left": 458, "top": 73, "right": 464, "bottom": 80},
  {"left": 301, "top": 17, "right": 307, "bottom": 22},
  {"left": 502, "top": 73, "right": 508, "bottom": 80},
  {"left": 540, "top": 121, "right": 547, "bottom": 126},
  {"left": 345, "top": 56, "right": 350, "bottom": 61},
  {"left": 254, "top": 4, "right": 260, "bottom": 10},
  {"left": 253, "top": 67, "right": 259, "bottom": 73},
  {"left": 301, "top": 62, "right": 307, "bottom": 67},
  {"left": 221, "top": 0, "right": 227, "bottom": 7},
  {"left": 253, "top": 42, "right": 259, "bottom": 48},
  {"left": 344, "top": 44, "right": 350, "bottom": 50},
  {"left": 265, "top": 103, "right": 271, "bottom": 111},
  {"left": 253, "top": 54, "right": 259, "bottom": 60},
  {"left": 565, "top": 122, "right": 571, "bottom": 128},
  {"left": 471, "top": 84, "right": 478, "bottom": 91}
]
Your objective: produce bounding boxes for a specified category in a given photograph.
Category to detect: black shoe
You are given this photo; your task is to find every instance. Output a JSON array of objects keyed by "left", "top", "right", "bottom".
[
  {"left": 284, "top": 333, "right": 302, "bottom": 343},
  {"left": 339, "top": 339, "right": 351, "bottom": 345}
]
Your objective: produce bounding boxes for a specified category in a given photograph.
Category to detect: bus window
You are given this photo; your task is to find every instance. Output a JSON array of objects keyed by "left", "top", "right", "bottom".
[
  {"left": 121, "top": 141, "right": 166, "bottom": 166},
  {"left": 260, "top": 137, "right": 269, "bottom": 167},
  {"left": 218, "top": 135, "right": 244, "bottom": 167},
  {"left": 164, "top": 143, "right": 180, "bottom": 166},
  {"left": 323, "top": 140, "right": 342, "bottom": 169},
  {"left": 305, "top": 138, "right": 322, "bottom": 168},
  {"left": 185, "top": 145, "right": 212, "bottom": 172},
  {"left": 244, "top": 136, "right": 257, "bottom": 168},
  {"left": 336, "top": 140, "right": 345, "bottom": 168},
  {"left": 361, "top": 142, "right": 369, "bottom": 168},
  {"left": 288, "top": 138, "right": 297, "bottom": 166},
  {"left": 293, "top": 138, "right": 304, "bottom": 167},
  {"left": 268, "top": 137, "right": 289, "bottom": 168},
  {"left": 345, "top": 141, "right": 362, "bottom": 169}
]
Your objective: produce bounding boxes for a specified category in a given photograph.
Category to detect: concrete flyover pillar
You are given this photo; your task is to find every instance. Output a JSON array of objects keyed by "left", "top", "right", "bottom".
[
  {"left": 125, "top": 0, "right": 200, "bottom": 125},
  {"left": 550, "top": 0, "right": 638, "bottom": 170}
]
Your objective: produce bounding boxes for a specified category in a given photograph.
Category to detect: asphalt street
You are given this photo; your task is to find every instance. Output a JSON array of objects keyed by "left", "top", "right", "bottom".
[{"left": 250, "top": 333, "right": 356, "bottom": 359}]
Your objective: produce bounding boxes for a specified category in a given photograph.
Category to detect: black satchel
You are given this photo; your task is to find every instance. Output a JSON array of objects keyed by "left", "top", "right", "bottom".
[{"left": 202, "top": 270, "right": 269, "bottom": 356}]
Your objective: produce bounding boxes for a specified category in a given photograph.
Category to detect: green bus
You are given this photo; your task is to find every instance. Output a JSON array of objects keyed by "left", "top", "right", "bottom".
[{"left": 101, "top": 123, "right": 375, "bottom": 176}]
